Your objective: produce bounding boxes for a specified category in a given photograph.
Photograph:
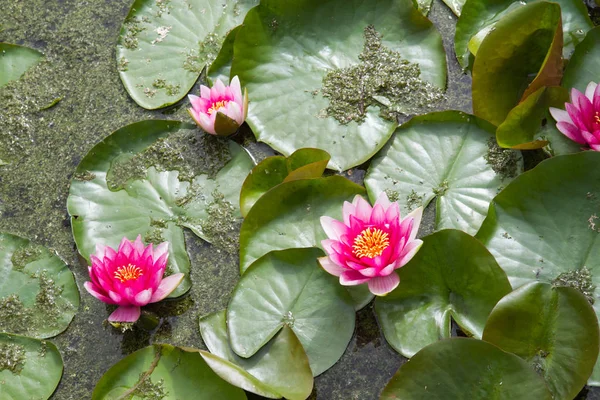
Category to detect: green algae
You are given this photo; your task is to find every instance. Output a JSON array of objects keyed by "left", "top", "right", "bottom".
[
  {"left": 199, "top": 190, "right": 239, "bottom": 254},
  {"left": 321, "top": 25, "right": 445, "bottom": 125},
  {"left": 384, "top": 189, "right": 400, "bottom": 203},
  {"left": 406, "top": 190, "right": 424, "bottom": 211},
  {"left": 552, "top": 266, "right": 597, "bottom": 305},
  {"left": 433, "top": 179, "right": 449, "bottom": 197},
  {"left": 133, "top": 375, "right": 167, "bottom": 400},
  {"left": 72, "top": 170, "right": 96, "bottom": 181},
  {"left": 484, "top": 138, "right": 519, "bottom": 180},
  {"left": 0, "top": 343, "right": 26, "bottom": 374},
  {"left": 0, "top": 294, "right": 33, "bottom": 333},
  {"left": 10, "top": 243, "right": 44, "bottom": 270}
]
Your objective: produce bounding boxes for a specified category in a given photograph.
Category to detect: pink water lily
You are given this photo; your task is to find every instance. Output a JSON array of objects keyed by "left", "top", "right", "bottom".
[
  {"left": 319, "top": 193, "right": 423, "bottom": 296},
  {"left": 549, "top": 81, "right": 600, "bottom": 150},
  {"left": 84, "top": 235, "right": 184, "bottom": 323},
  {"left": 188, "top": 76, "right": 249, "bottom": 136}
]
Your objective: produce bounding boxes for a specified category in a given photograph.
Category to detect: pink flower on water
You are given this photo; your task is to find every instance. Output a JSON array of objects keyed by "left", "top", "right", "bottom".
[
  {"left": 188, "top": 76, "right": 249, "bottom": 136},
  {"left": 319, "top": 193, "right": 423, "bottom": 296},
  {"left": 84, "top": 235, "right": 184, "bottom": 323},
  {"left": 549, "top": 81, "right": 600, "bottom": 150}
]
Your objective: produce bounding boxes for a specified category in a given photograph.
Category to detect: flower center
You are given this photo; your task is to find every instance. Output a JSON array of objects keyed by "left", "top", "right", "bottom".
[
  {"left": 353, "top": 228, "right": 390, "bottom": 259},
  {"left": 114, "top": 264, "right": 144, "bottom": 283},
  {"left": 595, "top": 111, "right": 600, "bottom": 124},
  {"left": 208, "top": 100, "right": 228, "bottom": 115}
]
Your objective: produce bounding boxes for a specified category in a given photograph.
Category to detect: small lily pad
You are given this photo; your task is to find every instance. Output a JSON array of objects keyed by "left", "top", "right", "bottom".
[
  {"left": 0, "top": 333, "right": 63, "bottom": 400},
  {"left": 380, "top": 338, "right": 553, "bottom": 400},
  {"left": 476, "top": 151, "right": 600, "bottom": 384},
  {"left": 483, "top": 282, "right": 599, "bottom": 400},
  {"left": 227, "top": 248, "right": 355, "bottom": 376},
  {"left": 375, "top": 229, "right": 512, "bottom": 358},
  {"left": 199, "top": 310, "right": 313, "bottom": 399},
  {"left": 562, "top": 26, "right": 600, "bottom": 93},
  {"left": 231, "top": 0, "right": 447, "bottom": 171},
  {"left": 239, "top": 175, "right": 365, "bottom": 273},
  {"left": 116, "top": 0, "right": 259, "bottom": 109},
  {"left": 240, "top": 148, "right": 330, "bottom": 217},
  {"left": 91, "top": 344, "right": 247, "bottom": 400},
  {"left": 0, "top": 43, "right": 43, "bottom": 88},
  {"left": 67, "top": 120, "right": 254, "bottom": 298},
  {"left": 0, "top": 233, "right": 79, "bottom": 339},
  {"left": 364, "top": 111, "right": 523, "bottom": 236}
]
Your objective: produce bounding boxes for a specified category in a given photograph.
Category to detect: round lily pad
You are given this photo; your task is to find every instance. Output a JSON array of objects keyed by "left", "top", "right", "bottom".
[
  {"left": 483, "top": 282, "right": 599, "bottom": 400},
  {"left": 231, "top": 0, "right": 447, "bottom": 171},
  {"left": 239, "top": 148, "right": 330, "bottom": 217},
  {"left": 67, "top": 120, "right": 254, "bottom": 298},
  {"left": 562, "top": 26, "right": 600, "bottom": 93},
  {"left": 116, "top": 0, "right": 258, "bottom": 109},
  {"left": 0, "top": 333, "right": 63, "bottom": 400},
  {"left": 455, "top": 0, "right": 592, "bottom": 69},
  {"left": 375, "top": 229, "right": 512, "bottom": 358},
  {"left": 0, "top": 43, "right": 43, "bottom": 88},
  {"left": 476, "top": 151, "right": 600, "bottom": 384},
  {"left": 471, "top": 1, "right": 563, "bottom": 127},
  {"left": 92, "top": 344, "right": 247, "bottom": 399},
  {"left": 0, "top": 233, "right": 79, "bottom": 339},
  {"left": 239, "top": 175, "right": 365, "bottom": 273},
  {"left": 227, "top": 248, "right": 356, "bottom": 376},
  {"left": 199, "top": 310, "right": 313, "bottom": 399},
  {"left": 364, "top": 111, "right": 522, "bottom": 236},
  {"left": 380, "top": 338, "right": 553, "bottom": 400}
]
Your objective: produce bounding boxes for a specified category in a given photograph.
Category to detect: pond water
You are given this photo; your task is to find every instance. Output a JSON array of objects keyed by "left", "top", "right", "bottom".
[{"left": 0, "top": 0, "right": 599, "bottom": 399}]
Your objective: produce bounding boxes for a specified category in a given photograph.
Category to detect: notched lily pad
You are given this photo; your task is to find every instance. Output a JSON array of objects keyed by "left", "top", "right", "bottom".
[
  {"left": 240, "top": 148, "right": 330, "bottom": 217},
  {"left": 231, "top": 0, "right": 447, "bottom": 171},
  {"left": 67, "top": 120, "right": 254, "bottom": 298},
  {"left": 199, "top": 310, "right": 313, "bottom": 399},
  {"left": 116, "top": 0, "right": 259, "bottom": 109},
  {"left": 476, "top": 152, "right": 600, "bottom": 385},
  {"left": 365, "top": 111, "right": 523, "bottom": 236},
  {"left": 375, "top": 229, "right": 512, "bottom": 358},
  {"left": 0, "top": 43, "right": 43, "bottom": 88},
  {"left": 227, "top": 248, "right": 355, "bottom": 376},
  {"left": 483, "top": 282, "right": 599, "bottom": 400},
  {"left": 0, "top": 333, "right": 63, "bottom": 400},
  {"left": 380, "top": 338, "right": 553, "bottom": 400},
  {"left": 92, "top": 344, "right": 247, "bottom": 400},
  {"left": 562, "top": 26, "right": 600, "bottom": 92},
  {"left": 0, "top": 233, "right": 79, "bottom": 339}
]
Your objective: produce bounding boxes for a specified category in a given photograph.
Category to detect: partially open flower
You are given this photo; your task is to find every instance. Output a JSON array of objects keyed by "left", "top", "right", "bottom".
[
  {"left": 84, "top": 235, "right": 184, "bottom": 323},
  {"left": 549, "top": 81, "right": 600, "bottom": 150},
  {"left": 188, "top": 76, "right": 249, "bottom": 136},
  {"left": 319, "top": 193, "right": 423, "bottom": 296}
]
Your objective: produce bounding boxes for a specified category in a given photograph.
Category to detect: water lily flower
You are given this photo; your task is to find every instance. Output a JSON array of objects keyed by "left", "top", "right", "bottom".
[
  {"left": 549, "top": 81, "right": 600, "bottom": 150},
  {"left": 319, "top": 193, "right": 423, "bottom": 296},
  {"left": 188, "top": 76, "right": 249, "bottom": 136},
  {"left": 83, "top": 235, "right": 184, "bottom": 323}
]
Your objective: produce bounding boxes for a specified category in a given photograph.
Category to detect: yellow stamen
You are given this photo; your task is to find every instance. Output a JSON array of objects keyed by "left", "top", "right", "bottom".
[
  {"left": 208, "top": 100, "right": 228, "bottom": 115},
  {"left": 353, "top": 228, "right": 390, "bottom": 259},
  {"left": 595, "top": 112, "right": 600, "bottom": 124},
  {"left": 114, "top": 264, "right": 144, "bottom": 283}
]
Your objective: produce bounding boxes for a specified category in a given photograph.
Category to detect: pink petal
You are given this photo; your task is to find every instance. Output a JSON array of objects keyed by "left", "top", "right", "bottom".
[
  {"left": 188, "top": 94, "right": 203, "bottom": 112},
  {"left": 379, "top": 262, "right": 396, "bottom": 276},
  {"left": 385, "top": 202, "right": 400, "bottom": 225},
  {"left": 405, "top": 207, "right": 423, "bottom": 242},
  {"left": 340, "top": 270, "right": 371, "bottom": 286},
  {"left": 374, "top": 191, "right": 392, "bottom": 210},
  {"left": 556, "top": 121, "right": 587, "bottom": 144},
  {"left": 153, "top": 242, "right": 169, "bottom": 261},
  {"left": 104, "top": 246, "right": 117, "bottom": 262},
  {"left": 549, "top": 107, "right": 572, "bottom": 124},
  {"left": 397, "top": 239, "right": 424, "bottom": 268},
  {"left": 133, "top": 235, "right": 145, "bottom": 255},
  {"left": 370, "top": 204, "right": 386, "bottom": 225},
  {"left": 590, "top": 143, "right": 600, "bottom": 151},
  {"left": 321, "top": 216, "right": 349, "bottom": 240},
  {"left": 118, "top": 237, "right": 134, "bottom": 258},
  {"left": 367, "top": 273, "right": 400, "bottom": 296},
  {"left": 108, "top": 290, "right": 123, "bottom": 305},
  {"left": 225, "top": 101, "right": 243, "bottom": 125},
  {"left": 585, "top": 82, "right": 598, "bottom": 102},
  {"left": 318, "top": 256, "right": 345, "bottom": 277},
  {"left": 594, "top": 84, "right": 600, "bottom": 110},
  {"left": 359, "top": 267, "right": 378, "bottom": 277},
  {"left": 230, "top": 76, "right": 243, "bottom": 105},
  {"left": 84, "top": 281, "right": 114, "bottom": 304},
  {"left": 577, "top": 92, "right": 595, "bottom": 127},
  {"left": 321, "top": 239, "right": 340, "bottom": 255},
  {"left": 94, "top": 243, "right": 106, "bottom": 260},
  {"left": 150, "top": 273, "right": 185, "bottom": 302},
  {"left": 108, "top": 306, "right": 141, "bottom": 322},
  {"left": 212, "top": 79, "right": 227, "bottom": 99},
  {"left": 134, "top": 288, "right": 153, "bottom": 306},
  {"left": 200, "top": 85, "right": 211, "bottom": 99},
  {"left": 353, "top": 195, "right": 373, "bottom": 222},
  {"left": 342, "top": 201, "right": 355, "bottom": 225},
  {"left": 197, "top": 112, "right": 216, "bottom": 135}
]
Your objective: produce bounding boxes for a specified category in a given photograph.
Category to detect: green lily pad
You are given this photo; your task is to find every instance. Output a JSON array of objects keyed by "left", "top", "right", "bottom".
[
  {"left": 199, "top": 310, "right": 313, "bottom": 399},
  {"left": 543, "top": 122, "right": 583, "bottom": 156},
  {"left": 483, "top": 282, "right": 599, "bottom": 400},
  {"left": 239, "top": 148, "right": 330, "bottom": 217},
  {"left": 231, "top": 0, "right": 447, "bottom": 171},
  {"left": 455, "top": 0, "right": 592, "bottom": 69},
  {"left": 562, "top": 26, "right": 600, "bottom": 93},
  {"left": 0, "top": 333, "right": 63, "bottom": 400},
  {"left": 67, "top": 120, "right": 254, "bottom": 298},
  {"left": 375, "top": 229, "right": 512, "bottom": 358},
  {"left": 0, "top": 233, "right": 79, "bottom": 339},
  {"left": 0, "top": 43, "right": 43, "bottom": 88},
  {"left": 380, "top": 338, "right": 553, "bottom": 400},
  {"left": 227, "top": 248, "right": 355, "bottom": 376},
  {"left": 364, "top": 111, "right": 523, "bottom": 236},
  {"left": 471, "top": 1, "right": 563, "bottom": 127},
  {"left": 442, "top": 0, "right": 466, "bottom": 16},
  {"left": 239, "top": 175, "right": 365, "bottom": 273},
  {"left": 91, "top": 344, "right": 247, "bottom": 400},
  {"left": 496, "top": 86, "right": 569, "bottom": 149},
  {"left": 414, "top": 0, "right": 433, "bottom": 15},
  {"left": 207, "top": 26, "right": 240, "bottom": 84},
  {"left": 476, "top": 151, "right": 600, "bottom": 384},
  {"left": 116, "top": 0, "right": 258, "bottom": 109}
]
